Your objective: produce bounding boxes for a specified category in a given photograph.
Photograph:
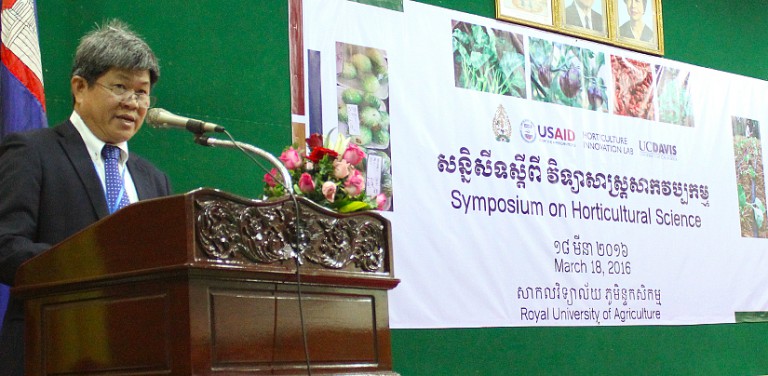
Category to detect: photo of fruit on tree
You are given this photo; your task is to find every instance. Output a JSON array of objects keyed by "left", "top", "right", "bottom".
[
  {"left": 611, "top": 55, "right": 654, "bottom": 120},
  {"left": 656, "top": 66, "right": 694, "bottom": 127},
  {"left": 732, "top": 116, "right": 768, "bottom": 238},
  {"left": 530, "top": 38, "right": 609, "bottom": 112},
  {"left": 336, "top": 42, "right": 393, "bottom": 211},
  {"left": 452, "top": 20, "right": 526, "bottom": 98}
]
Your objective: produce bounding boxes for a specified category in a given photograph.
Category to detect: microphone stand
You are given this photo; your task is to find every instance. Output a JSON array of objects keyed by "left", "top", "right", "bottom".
[
  {"left": 194, "top": 135, "right": 294, "bottom": 195},
  {"left": 194, "top": 133, "right": 308, "bottom": 260},
  {"left": 194, "top": 133, "right": 313, "bottom": 375}
]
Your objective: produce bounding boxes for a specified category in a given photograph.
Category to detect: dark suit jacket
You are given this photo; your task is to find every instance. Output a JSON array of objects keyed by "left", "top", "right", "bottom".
[
  {"left": 0, "top": 120, "right": 171, "bottom": 375},
  {"left": 565, "top": 2, "right": 604, "bottom": 32}
]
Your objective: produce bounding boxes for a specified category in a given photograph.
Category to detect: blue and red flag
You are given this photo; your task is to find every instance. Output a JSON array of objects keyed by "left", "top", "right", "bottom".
[{"left": 0, "top": 0, "right": 46, "bottom": 324}]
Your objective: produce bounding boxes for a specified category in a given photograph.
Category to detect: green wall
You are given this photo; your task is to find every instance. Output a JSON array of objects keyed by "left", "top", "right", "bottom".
[
  {"left": 39, "top": 0, "right": 291, "bottom": 198},
  {"left": 36, "top": 1, "right": 768, "bottom": 375}
]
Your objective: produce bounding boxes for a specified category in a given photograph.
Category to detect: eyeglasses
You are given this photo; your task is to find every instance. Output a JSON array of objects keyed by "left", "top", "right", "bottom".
[{"left": 95, "top": 82, "right": 156, "bottom": 108}]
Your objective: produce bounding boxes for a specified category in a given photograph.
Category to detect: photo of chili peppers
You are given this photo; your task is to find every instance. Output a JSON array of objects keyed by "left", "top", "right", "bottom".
[
  {"left": 611, "top": 55, "right": 654, "bottom": 120},
  {"left": 732, "top": 117, "right": 768, "bottom": 238},
  {"left": 452, "top": 20, "right": 526, "bottom": 98},
  {"left": 656, "top": 66, "right": 694, "bottom": 127},
  {"left": 530, "top": 37, "right": 609, "bottom": 112}
]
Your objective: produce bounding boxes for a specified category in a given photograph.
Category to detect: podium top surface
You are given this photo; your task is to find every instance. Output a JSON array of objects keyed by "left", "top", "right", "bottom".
[{"left": 15, "top": 189, "right": 398, "bottom": 294}]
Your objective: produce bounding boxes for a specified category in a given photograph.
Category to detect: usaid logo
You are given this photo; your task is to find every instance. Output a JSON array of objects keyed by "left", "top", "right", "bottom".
[
  {"left": 520, "top": 119, "right": 536, "bottom": 143},
  {"left": 538, "top": 125, "right": 576, "bottom": 142},
  {"left": 520, "top": 120, "right": 576, "bottom": 146},
  {"left": 520, "top": 119, "right": 576, "bottom": 146}
]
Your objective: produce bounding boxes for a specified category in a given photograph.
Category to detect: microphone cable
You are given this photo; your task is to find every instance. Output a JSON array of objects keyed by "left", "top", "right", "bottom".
[{"left": 199, "top": 129, "right": 313, "bottom": 375}]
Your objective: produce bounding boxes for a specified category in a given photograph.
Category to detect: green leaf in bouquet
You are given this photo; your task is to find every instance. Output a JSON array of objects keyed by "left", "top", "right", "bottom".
[{"left": 339, "top": 201, "right": 371, "bottom": 213}]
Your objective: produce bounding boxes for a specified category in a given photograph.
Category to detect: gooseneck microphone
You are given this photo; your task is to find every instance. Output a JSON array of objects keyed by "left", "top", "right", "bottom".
[
  {"left": 146, "top": 108, "right": 225, "bottom": 133},
  {"left": 159, "top": 118, "right": 311, "bottom": 374}
]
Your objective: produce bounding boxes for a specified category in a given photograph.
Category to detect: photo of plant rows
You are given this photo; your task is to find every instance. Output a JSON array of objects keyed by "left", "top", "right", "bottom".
[
  {"left": 732, "top": 116, "right": 768, "bottom": 238},
  {"left": 452, "top": 20, "right": 526, "bottom": 98},
  {"left": 529, "top": 37, "right": 609, "bottom": 112}
]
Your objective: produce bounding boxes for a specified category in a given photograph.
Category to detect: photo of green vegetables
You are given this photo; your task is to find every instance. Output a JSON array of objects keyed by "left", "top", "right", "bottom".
[{"left": 452, "top": 20, "right": 526, "bottom": 98}]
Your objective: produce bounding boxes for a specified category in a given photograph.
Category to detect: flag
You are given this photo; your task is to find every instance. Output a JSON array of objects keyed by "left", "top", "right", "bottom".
[
  {"left": 1, "top": 0, "right": 46, "bottom": 137},
  {"left": 0, "top": 0, "right": 46, "bottom": 325}
]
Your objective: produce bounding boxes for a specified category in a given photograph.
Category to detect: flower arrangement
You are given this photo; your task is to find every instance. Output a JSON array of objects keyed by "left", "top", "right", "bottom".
[{"left": 263, "top": 133, "right": 387, "bottom": 213}]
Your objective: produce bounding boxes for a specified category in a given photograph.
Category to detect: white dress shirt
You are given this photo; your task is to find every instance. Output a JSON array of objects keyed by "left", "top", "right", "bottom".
[{"left": 69, "top": 111, "right": 139, "bottom": 204}]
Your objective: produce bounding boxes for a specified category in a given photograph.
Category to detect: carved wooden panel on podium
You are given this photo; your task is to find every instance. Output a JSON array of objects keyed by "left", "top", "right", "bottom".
[{"left": 14, "top": 189, "right": 400, "bottom": 375}]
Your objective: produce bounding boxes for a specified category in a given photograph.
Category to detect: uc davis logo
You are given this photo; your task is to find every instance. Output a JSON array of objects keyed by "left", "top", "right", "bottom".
[
  {"left": 520, "top": 119, "right": 536, "bottom": 143},
  {"left": 638, "top": 140, "right": 678, "bottom": 160}
]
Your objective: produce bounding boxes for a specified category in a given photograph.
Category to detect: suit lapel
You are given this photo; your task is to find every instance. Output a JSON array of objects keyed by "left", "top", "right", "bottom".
[{"left": 55, "top": 121, "right": 111, "bottom": 219}]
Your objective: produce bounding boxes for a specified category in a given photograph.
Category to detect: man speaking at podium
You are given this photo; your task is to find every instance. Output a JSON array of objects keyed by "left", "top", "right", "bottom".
[{"left": 0, "top": 20, "right": 171, "bottom": 375}]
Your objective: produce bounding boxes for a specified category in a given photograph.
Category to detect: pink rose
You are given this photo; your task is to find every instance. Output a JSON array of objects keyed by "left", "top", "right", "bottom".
[
  {"left": 376, "top": 193, "right": 387, "bottom": 210},
  {"left": 344, "top": 169, "right": 365, "bottom": 196},
  {"left": 342, "top": 143, "right": 366, "bottom": 165},
  {"left": 322, "top": 181, "right": 337, "bottom": 203},
  {"left": 279, "top": 147, "right": 302, "bottom": 170},
  {"left": 333, "top": 159, "right": 352, "bottom": 180},
  {"left": 298, "top": 172, "right": 315, "bottom": 194},
  {"left": 264, "top": 168, "right": 279, "bottom": 188}
]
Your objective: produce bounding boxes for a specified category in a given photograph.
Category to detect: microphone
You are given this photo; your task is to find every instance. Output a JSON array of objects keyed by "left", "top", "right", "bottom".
[{"left": 146, "top": 108, "right": 225, "bottom": 133}]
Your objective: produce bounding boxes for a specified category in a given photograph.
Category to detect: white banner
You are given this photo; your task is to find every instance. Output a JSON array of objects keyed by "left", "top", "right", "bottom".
[{"left": 301, "top": 0, "right": 768, "bottom": 328}]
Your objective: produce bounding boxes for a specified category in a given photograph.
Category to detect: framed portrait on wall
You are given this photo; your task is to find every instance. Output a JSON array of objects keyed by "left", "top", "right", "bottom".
[
  {"left": 559, "top": 0, "right": 609, "bottom": 40},
  {"left": 496, "top": 0, "right": 665, "bottom": 55},
  {"left": 496, "top": 0, "right": 556, "bottom": 29},
  {"left": 612, "top": 0, "right": 664, "bottom": 54}
]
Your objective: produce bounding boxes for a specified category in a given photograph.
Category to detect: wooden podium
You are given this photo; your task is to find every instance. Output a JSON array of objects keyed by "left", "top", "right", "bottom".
[{"left": 13, "top": 189, "right": 400, "bottom": 375}]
